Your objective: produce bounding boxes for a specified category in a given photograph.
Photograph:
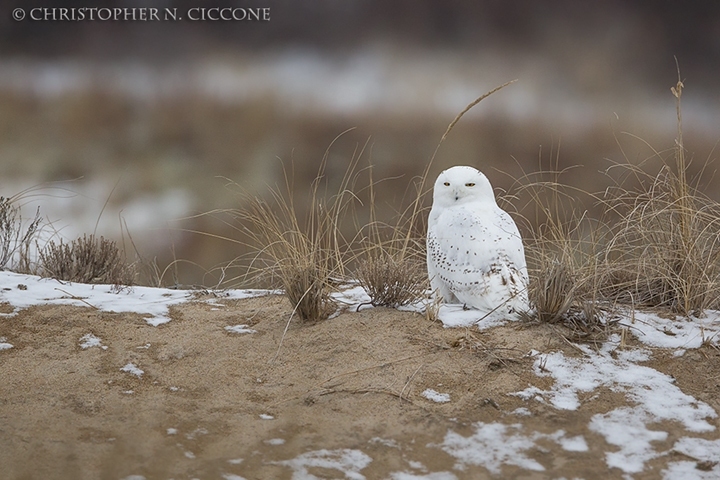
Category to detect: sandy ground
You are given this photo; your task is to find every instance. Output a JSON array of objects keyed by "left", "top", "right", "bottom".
[{"left": 1, "top": 294, "right": 720, "bottom": 479}]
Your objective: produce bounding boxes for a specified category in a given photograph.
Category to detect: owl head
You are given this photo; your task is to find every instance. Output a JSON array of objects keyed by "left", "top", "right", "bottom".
[{"left": 432, "top": 166, "right": 496, "bottom": 208}]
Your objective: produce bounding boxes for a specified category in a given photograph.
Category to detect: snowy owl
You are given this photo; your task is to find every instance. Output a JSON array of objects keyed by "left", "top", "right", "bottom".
[{"left": 427, "top": 166, "right": 529, "bottom": 319}]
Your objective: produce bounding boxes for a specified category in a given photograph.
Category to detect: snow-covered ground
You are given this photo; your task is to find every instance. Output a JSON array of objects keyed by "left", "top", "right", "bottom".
[
  {"left": 3, "top": 271, "right": 720, "bottom": 479},
  {"left": 0, "top": 270, "right": 270, "bottom": 327}
]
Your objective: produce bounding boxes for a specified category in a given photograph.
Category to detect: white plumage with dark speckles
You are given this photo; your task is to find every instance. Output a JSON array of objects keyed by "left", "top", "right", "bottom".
[{"left": 427, "top": 166, "right": 529, "bottom": 320}]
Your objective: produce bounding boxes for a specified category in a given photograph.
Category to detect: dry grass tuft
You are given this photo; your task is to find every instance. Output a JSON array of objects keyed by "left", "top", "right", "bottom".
[
  {"left": 601, "top": 165, "right": 720, "bottom": 315},
  {"left": 352, "top": 159, "right": 429, "bottom": 309},
  {"left": 228, "top": 133, "right": 364, "bottom": 322},
  {"left": 241, "top": 191, "right": 339, "bottom": 322},
  {"left": 39, "top": 234, "right": 135, "bottom": 288},
  {"left": 506, "top": 167, "right": 610, "bottom": 338},
  {"left": 355, "top": 245, "right": 426, "bottom": 308},
  {"left": 0, "top": 196, "right": 42, "bottom": 272},
  {"left": 514, "top": 73, "right": 720, "bottom": 330},
  {"left": 599, "top": 77, "right": 720, "bottom": 315}
]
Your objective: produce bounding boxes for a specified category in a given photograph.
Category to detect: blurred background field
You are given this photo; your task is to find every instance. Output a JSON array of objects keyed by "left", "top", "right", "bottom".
[{"left": 2, "top": 0, "right": 719, "bottom": 286}]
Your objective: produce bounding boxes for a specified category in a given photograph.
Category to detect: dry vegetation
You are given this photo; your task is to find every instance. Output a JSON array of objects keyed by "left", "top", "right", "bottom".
[
  {"left": 353, "top": 161, "right": 428, "bottom": 309},
  {"left": 513, "top": 76, "right": 720, "bottom": 336},
  {"left": 220, "top": 135, "right": 365, "bottom": 322},
  {"left": 0, "top": 195, "right": 135, "bottom": 289},
  {"left": 3, "top": 76, "right": 717, "bottom": 334},
  {"left": 599, "top": 80, "right": 720, "bottom": 315},
  {"left": 220, "top": 76, "right": 720, "bottom": 333},
  {"left": 0, "top": 196, "right": 41, "bottom": 272},
  {"left": 39, "top": 234, "right": 135, "bottom": 288}
]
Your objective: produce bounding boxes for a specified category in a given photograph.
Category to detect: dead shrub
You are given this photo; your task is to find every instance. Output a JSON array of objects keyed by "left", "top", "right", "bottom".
[{"left": 39, "top": 234, "right": 135, "bottom": 287}]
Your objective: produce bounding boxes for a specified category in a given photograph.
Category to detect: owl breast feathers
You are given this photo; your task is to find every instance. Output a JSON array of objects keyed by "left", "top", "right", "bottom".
[{"left": 426, "top": 166, "right": 529, "bottom": 319}]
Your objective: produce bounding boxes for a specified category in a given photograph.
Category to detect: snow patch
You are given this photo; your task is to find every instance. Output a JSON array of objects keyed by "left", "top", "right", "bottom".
[
  {"left": 225, "top": 324, "right": 257, "bottom": 334},
  {"left": 120, "top": 363, "right": 144, "bottom": 377},
  {"left": 514, "top": 347, "right": 716, "bottom": 432},
  {"left": 79, "top": 333, "right": 107, "bottom": 350},
  {"left": 0, "top": 271, "right": 271, "bottom": 326},
  {"left": 0, "top": 339, "right": 13, "bottom": 351},
  {"left": 626, "top": 311, "right": 720, "bottom": 349},
  {"left": 0, "top": 271, "right": 189, "bottom": 325},
  {"left": 434, "top": 303, "right": 516, "bottom": 329},
  {"left": 437, "top": 422, "right": 587, "bottom": 474},
  {"left": 422, "top": 389, "right": 450, "bottom": 403},
  {"left": 271, "top": 449, "right": 372, "bottom": 480},
  {"left": 510, "top": 407, "right": 532, "bottom": 416},
  {"left": 369, "top": 437, "right": 400, "bottom": 449},
  {"left": 389, "top": 472, "right": 458, "bottom": 480},
  {"left": 513, "top": 341, "right": 717, "bottom": 474},
  {"left": 222, "top": 474, "right": 248, "bottom": 480}
]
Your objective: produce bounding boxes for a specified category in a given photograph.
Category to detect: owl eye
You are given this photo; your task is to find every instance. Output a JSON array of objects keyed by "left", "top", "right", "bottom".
[
  {"left": 465, "top": 182, "right": 476, "bottom": 187},
  {"left": 443, "top": 182, "right": 450, "bottom": 186}
]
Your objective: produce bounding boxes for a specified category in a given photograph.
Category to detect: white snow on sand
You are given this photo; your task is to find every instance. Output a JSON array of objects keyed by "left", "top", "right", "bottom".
[
  {"left": 271, "top": 448, "right": 372, "bottom": 479},
  {"left": 0, "top": 271, "right": 267, "bottom": 326},
  {"left": 422, "top": 389, "right": 451, "bottom": 403},
  {"left": 664, "top": 437, "right": 720, "bottom": 478},
  {"left": 0, "top": 336, "right": 13, "bottom": 351},
  {"left": 389, "top": 473, "right": 458, "bottom": 480},
  {"left": 225, "top": 324, "right": 257, "bottom": 334},
  {"left": 222, "top": 474, "right": 248, "bottom": 480},
  {"left": 434, "top": 303, "right": 517, "bottom": 329},
  {"left": 511, "top": 332, "right": 717, "bottom": 475},
  {"left": 332, "top": 286, "right": 518, "bottom": 329},
  {"left": 622, "top": 311, "right": 720, "bottom": 349},
  {"left": 514, "top": 339, "right": 716, "bottom": 431},
  {"left": 79, "top": 333, "right": 107, "bottom": 350},
  {"left": 120, "top": 363, "right": 144, "bottom": 377},
  {"left": 437, "top": 423, "right": 588, "bottom": 474},
  {"left": 0, "top": 271, "right": 190, "bottom": 325}
]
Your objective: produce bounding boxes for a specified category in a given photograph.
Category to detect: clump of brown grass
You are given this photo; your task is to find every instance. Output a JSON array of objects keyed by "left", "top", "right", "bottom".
[
  {"left": 350, "top": 165, "right": 430, "bottom": 311},
  {"left": 0, "top": 196, "right": 42, "bottom": 272},
  {"left": 352, "top": 160, "right": 428, "bottom": 308},
  {"left": 228, "top": 132, "right": 364, "bottom": 322},
  {"left": 355, "top": 244, "right": 426, "bottom": 308},
  {"left": 39, "top": 234, "right": 135, "bottom": 288},
  {"left": 599, "top": 78, "right": 720, "bottom": 315},
  {"left": 515, "top": 72, "right": 720, "bottom": 329},
  {"left": 505, "top": 164, "right": 610, "bottom": 340},
  {"left": 240, "top": 194, "right": 339, "bottom": 322}
]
